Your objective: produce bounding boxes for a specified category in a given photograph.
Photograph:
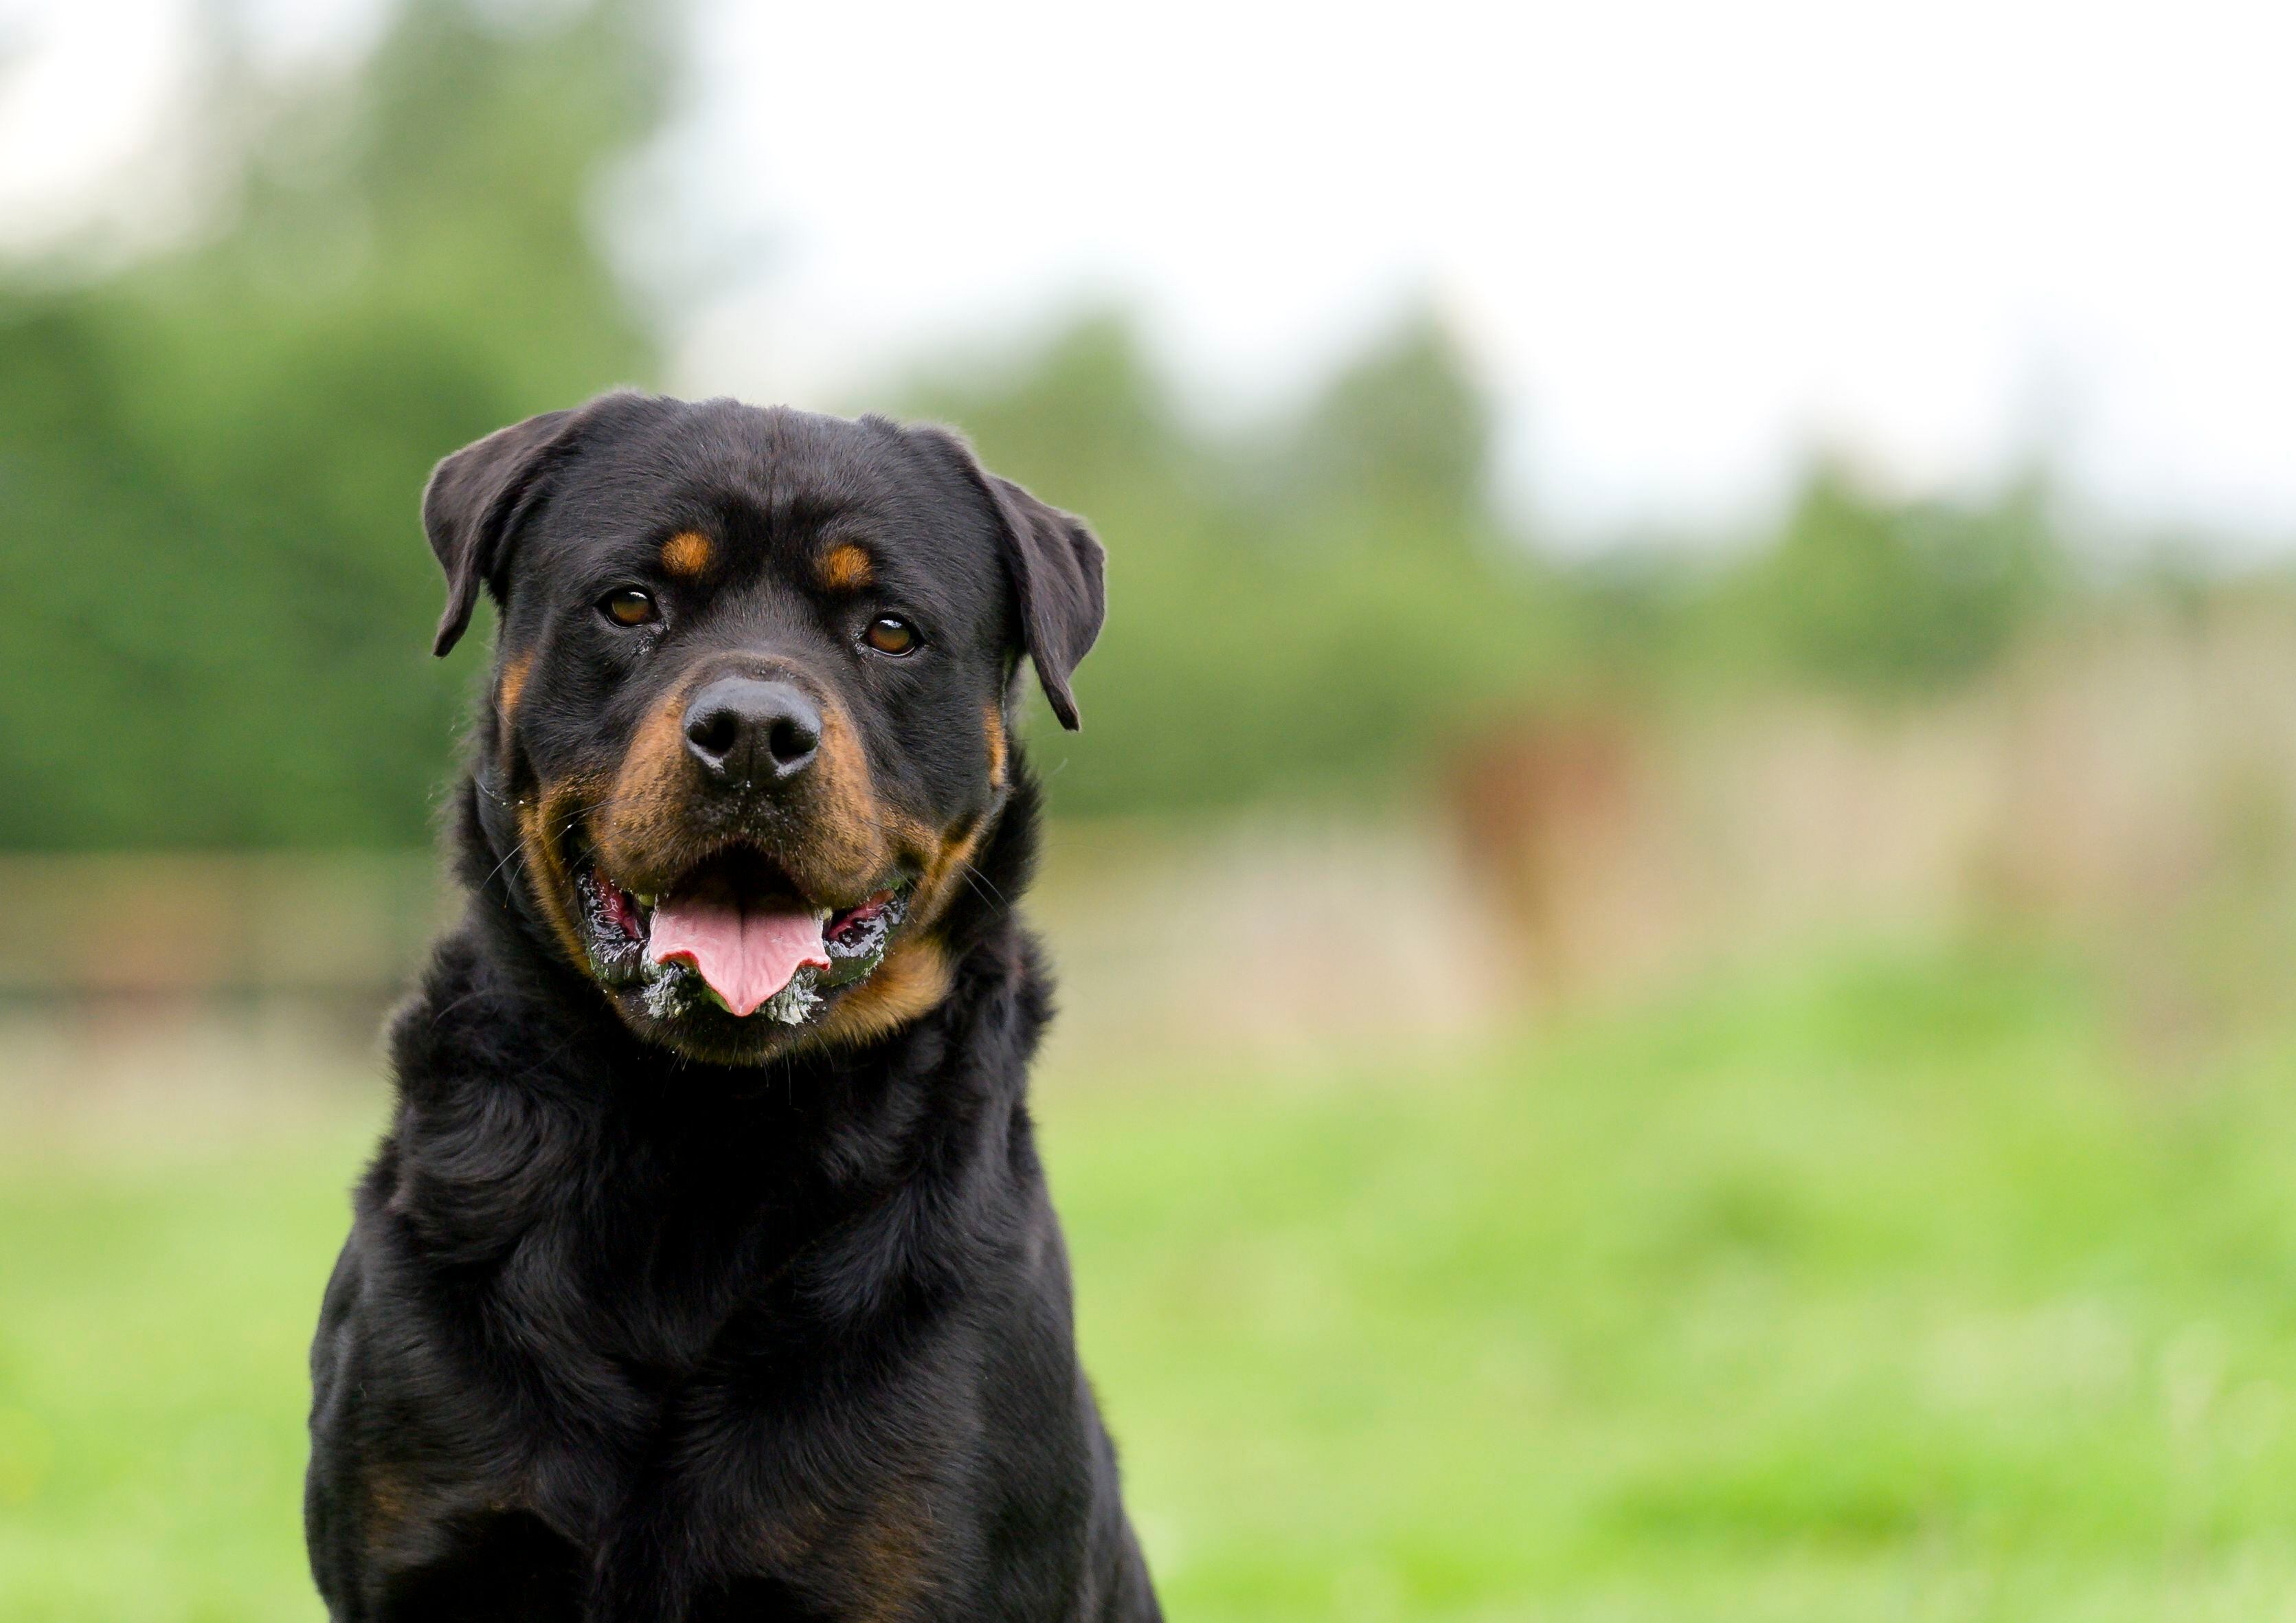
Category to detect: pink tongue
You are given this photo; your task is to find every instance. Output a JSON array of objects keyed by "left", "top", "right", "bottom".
[{"left": 647, "top": 899, "right": 829, "bottom": 1018}]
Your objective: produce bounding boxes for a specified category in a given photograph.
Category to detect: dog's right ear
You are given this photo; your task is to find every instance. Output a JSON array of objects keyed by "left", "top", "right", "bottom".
[
  {"left": 901, "top": 423, "right": 1107, "bottom": 730},
  {"left": 423, "top": 409, "right": 576, "bottom": 657}
]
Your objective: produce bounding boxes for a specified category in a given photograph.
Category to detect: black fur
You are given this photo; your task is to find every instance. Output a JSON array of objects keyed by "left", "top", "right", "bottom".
[{"left": 306, "top": 394, "right": 1157, "bottom": 1621}]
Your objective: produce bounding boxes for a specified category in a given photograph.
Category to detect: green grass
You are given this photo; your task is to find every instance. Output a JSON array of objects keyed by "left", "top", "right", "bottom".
[{"left": 8, "top": 945, "right": 2296, "bottom": 1619}]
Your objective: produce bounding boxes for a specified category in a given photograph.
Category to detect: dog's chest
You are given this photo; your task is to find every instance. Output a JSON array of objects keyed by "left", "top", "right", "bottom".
[
  {"left": 376, "top": 1284, "right": 968, "bottom": 1619},
  {"left": 489, "top": 1211, "right": 969, "bottom": 1574}
]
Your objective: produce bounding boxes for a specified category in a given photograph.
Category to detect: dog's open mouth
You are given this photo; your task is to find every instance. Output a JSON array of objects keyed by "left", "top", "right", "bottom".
[{"left": 575, "top": 847, "right": 906, "bottom": 1027}]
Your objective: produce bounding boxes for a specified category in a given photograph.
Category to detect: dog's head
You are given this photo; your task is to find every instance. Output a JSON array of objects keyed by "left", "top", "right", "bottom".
[{"left": 426, "top": 392, "right": 1103, "bottom": 1064}]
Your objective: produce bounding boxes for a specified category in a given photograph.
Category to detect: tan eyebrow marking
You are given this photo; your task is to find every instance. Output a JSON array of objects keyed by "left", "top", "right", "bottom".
[
  {"left": 818, "top": 541, "right": 875, "bottom": 592},
  {"left": 660, "top": 530, "right": 713, "bottom": 577}
]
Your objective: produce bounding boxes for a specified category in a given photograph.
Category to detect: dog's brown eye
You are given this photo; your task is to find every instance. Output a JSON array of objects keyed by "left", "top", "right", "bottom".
[
  {"left": 863, "top": 615, "right": 917, "bottom": 656},
  {"left": 600, "top": 588, "right": 657, "bottom": 628}
]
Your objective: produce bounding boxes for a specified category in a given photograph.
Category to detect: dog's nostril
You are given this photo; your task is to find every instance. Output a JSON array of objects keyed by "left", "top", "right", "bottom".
[
  {"left": 766, "top": 715, "right": 819, "bottom": 768},
  {"left": 686, "top": 706, "right": 741, "bottom": 762}
]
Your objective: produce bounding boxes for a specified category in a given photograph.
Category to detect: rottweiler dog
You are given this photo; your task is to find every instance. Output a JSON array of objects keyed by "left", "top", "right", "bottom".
[{"left": 304, "top": 392, "right": 1160, "bottom": 1622}]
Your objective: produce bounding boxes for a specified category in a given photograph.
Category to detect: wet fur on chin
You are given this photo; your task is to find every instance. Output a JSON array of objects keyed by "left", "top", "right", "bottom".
[{"left": 302, "top": 761, "right": 1162, "bottom": 1621}]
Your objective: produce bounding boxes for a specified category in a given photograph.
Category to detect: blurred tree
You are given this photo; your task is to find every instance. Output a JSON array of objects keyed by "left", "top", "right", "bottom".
[
  {"left": 906, "top": 314, "right": 1191, "bottom": 508},
  {"left": 0, "top": 0, "right": 664, "bottom": 847},
  {"left": 1276, "top": 312, "right": 1492, "bottom": 544},
  {"left": 1720, "top": 459, "right": 2062, "bottom": 694},
  {"left": 906, "top": 307, "right": 1586, "bottom": 816}
]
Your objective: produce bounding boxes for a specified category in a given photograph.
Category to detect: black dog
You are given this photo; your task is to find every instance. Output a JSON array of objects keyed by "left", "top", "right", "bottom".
[{"left": 305, "top": 392, "right": 1160, "bottom": 1622}]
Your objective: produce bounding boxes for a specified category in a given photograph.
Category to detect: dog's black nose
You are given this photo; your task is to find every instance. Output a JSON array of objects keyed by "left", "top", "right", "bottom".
[{"left": 682, "top": 677, "right": 822, "bottom": 787}]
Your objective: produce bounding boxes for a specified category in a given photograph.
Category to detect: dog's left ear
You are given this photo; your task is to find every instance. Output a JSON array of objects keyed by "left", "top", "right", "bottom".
[
  {"left": 908, "top": 425, "right": 1107, "bottom": 730},
  {"left": 423, "top": 409, "right": 576, "bottom": 657}
]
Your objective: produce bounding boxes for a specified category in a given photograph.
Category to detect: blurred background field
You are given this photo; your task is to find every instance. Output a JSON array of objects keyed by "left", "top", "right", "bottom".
[
  {"left": 5, "top": 0, "right": 2296, "bottom": 1618},
  {"left": 12, "top": 950, "right": 2296, "bottom": 1622}
]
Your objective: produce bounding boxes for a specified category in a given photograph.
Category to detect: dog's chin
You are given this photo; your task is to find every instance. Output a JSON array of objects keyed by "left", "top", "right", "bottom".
[
  {"left": 602, "top": 982, "right": 833, "bottom": 1066},
  {"left": 567, "top": 847, "right": 911, "bottom": 1066}
]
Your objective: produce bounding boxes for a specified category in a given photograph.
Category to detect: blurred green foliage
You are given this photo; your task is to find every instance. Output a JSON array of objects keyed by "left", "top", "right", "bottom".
[
  {"left": 905, "top": 320, "right": 2074, "bottom": 814},
  {"left": 1, "top": 0, "right": 2093, "bottom": 849},
  {"left": 1718, "top": 464, "right": 2062, "bottom": 695},
  {"left": 0, "top": 0, "right": 662, "bottom": 847},
  {"left": 901, "top": 314, "right": 1596, "bottom": 816}
]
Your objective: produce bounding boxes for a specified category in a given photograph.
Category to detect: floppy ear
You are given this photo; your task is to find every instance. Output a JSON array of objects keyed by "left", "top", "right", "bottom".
[
  {"left": 910, "top": 427, "right": 1107, "bottom": 730},
  {"left": 423, "top": 409, "right": 575, "bottom": 657},
  {"left": 983, "top": 475, "right": 1106, "bottom": 730}
]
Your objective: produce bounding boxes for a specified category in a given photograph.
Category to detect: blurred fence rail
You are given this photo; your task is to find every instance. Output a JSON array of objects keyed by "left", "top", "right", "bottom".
[
  {"left": 0, "top": 829, "right": 1514, "bottom": 1064},
  {"left": 1452, "top": 605, "right": 2296, "bottom": 1042},
  {"left": 0, "top": 853, "right": 451, "bottom": 1003}
]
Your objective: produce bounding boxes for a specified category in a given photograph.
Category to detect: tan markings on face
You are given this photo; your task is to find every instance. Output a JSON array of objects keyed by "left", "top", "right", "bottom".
[
  {"left": 589, "top": 682, "right": 890, "bottom": 896},
  {"left": 982, "top": 702, "right": 1006, "bottom": 791},
  {"left": 578, "top": 670, "right": 990, "bottom": 1050},
  {"left": 519, "top": 776, "right": 603, "bottom": 971},
  {"left": 908, "top": 820, "right": 984, "bottom": 934},
  {"left": 496, "top": 651, "right": 533, "bottom": 757},
  {"left": 818, "top": 541, "right": 874, "bottom": 592},
  {"left": 796, "top": 820, "right": 978, "bottom": 1052},
  {"left": 800, "top": 704, "right": 906, "bottom": 880},
  {"left": 807, "top": 938, "right": 954, "bottom": 1051},
  {"left": 660, "top": 530, "right": 714, "bottom": 577},
  {"left": 585, "top": 691, "right": 690, "bottom": 888},
  {"left": 498, "top": 651, "right": 532, "bottom": 720}
]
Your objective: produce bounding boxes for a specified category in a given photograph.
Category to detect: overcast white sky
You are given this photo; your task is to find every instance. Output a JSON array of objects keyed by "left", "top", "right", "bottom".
[{"left": 5, "top": 0, "right": 2293, "bottom": 546}]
